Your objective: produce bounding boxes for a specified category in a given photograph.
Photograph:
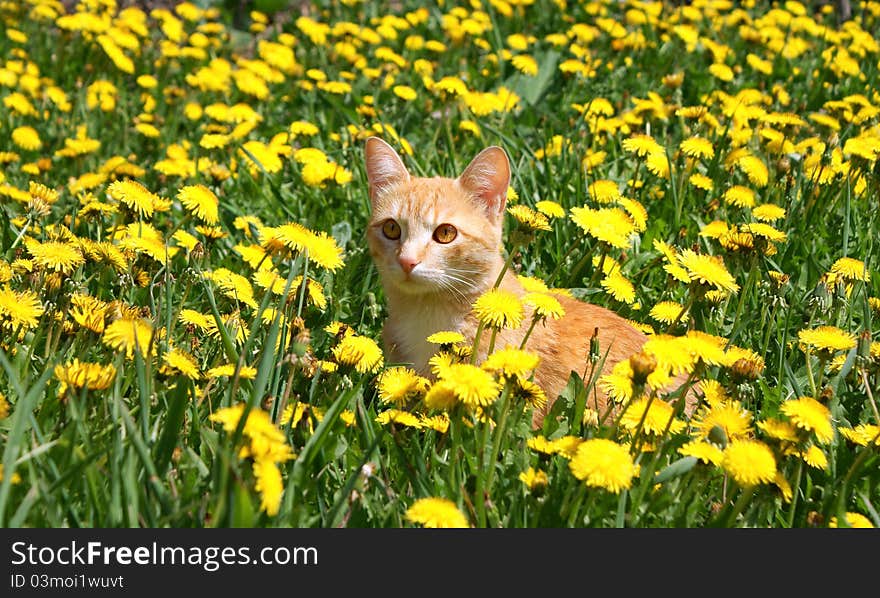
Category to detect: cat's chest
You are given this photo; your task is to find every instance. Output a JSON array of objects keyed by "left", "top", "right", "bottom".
[{"left": 386, "top": 299, "right": 469, "bottom": 373}]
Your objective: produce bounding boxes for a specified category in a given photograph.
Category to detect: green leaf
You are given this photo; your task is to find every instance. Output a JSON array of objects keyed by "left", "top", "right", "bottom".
[{"left": 653, "top": 457, "right": 698, "bottom": 484}]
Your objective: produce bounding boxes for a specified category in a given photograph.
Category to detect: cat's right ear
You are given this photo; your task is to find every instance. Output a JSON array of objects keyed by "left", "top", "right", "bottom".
[{"left": 364, "top": 137, "right": 410, "bottom": 205}]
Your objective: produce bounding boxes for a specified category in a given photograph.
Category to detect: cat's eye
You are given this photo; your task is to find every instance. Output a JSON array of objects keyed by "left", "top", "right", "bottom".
[
  {"left": 381, "top": 219, "right": 401, "bottom": 240},
  {"left": 433, "top": 223, "right": 458, "bottom": 244}
]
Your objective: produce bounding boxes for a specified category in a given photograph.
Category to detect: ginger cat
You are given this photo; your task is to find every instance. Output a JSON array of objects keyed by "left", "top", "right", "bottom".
[{"left": 364, "top": 136, "right": 669, "bottom": 426}]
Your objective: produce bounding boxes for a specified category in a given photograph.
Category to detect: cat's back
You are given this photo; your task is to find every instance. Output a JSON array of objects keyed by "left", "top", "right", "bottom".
[{"left": 527, "top": 292, "right": 647, "bottom": 414}]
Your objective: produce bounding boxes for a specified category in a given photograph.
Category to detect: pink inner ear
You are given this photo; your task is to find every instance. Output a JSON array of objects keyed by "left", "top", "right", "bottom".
[
  {"left": 458, "top": 146, "right": 511, "bottom": 219},
  {"left": 365, "top": 137, "right": 409, "bottom": 200}
]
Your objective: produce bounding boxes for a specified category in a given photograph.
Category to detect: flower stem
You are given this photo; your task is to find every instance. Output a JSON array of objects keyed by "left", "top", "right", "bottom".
[
  {"left": 492, "top": 243, "right": 520, "bottom": 289},
  {"left": 518, "top": 316, "right": 540, "bottom": 350},
  {"left": 786, "top": 460, "right": 803, "bottom": 528},
  {"left": 469, "top": 322, "right": 485, "bottom": 365},
  {"left": 484, "top": 382, "right": 512, "bottom": 497},
  {"left": 724, "top": 485, "right": 756, "bottom": 527},
  {"left": 474, "top": 407, "right": 493, "bottom": 528}
]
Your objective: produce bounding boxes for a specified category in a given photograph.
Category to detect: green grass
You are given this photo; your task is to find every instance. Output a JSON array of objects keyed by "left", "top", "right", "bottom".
[{"left": 0, "top": 0, "right": 879, "bottom": 528}]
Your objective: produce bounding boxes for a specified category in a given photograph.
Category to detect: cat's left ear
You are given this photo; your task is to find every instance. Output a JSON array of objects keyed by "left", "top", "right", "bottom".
[{"left": 457, "top": 146, "right": 510, "bottom": 223}]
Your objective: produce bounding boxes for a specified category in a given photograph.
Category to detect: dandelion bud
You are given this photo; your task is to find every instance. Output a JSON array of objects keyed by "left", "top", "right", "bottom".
[
  {"left": 858, "top": 330, "right": 872, "bottom": 360},
  {"left": 582, "top": 408, "right": 599, "bottom": 428},
  {"left": 776, "top": 157, "right": 791, "bottom": 174},
  {"left": 662, "top": 72, "right": 684, "bottom": 88},
  {"left": 819, "top": 386, "right": 834, "bottom": 404},
  {"left": 707, "top": 424, "right": 728, "bottom": 449},
  {"left": 628, "top": 350, "right": 656, "bottom": 387},
  {"left": 190, "top": 242, "right": 205, "bottom": 261},
  {"left": 730, "top": 357, "right": 761, "bottom": 382},
  {"left": 589, "top": 327, "right": 600, "bottom": 363},
  {"left": 806, "top": 511, "right": 825, "bottom": 527}
]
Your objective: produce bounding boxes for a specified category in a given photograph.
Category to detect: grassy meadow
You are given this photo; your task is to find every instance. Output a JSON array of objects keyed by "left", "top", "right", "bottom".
[{"left": 1, "top": 0, "right": 879, "bottom": 528}]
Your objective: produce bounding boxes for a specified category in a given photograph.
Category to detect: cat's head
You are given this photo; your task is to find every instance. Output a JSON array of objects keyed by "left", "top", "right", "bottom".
[{"left": 364, "top": 136, "right": 510, "bottom": 300}]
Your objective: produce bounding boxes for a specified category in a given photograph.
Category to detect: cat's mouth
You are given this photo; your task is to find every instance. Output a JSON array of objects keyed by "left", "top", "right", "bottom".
[{"left": 392, "top": 270, "right": 437, "bottom": 294}]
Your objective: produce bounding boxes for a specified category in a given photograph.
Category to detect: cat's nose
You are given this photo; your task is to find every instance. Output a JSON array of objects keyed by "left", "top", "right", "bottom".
[{"left": 398, "top": 257, "right": 420, "bottom": 274}]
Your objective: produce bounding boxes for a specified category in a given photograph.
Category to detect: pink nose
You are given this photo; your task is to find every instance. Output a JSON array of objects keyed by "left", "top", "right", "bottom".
[{"left": 398, "top": 257, "right": 420, "bottom": 274}]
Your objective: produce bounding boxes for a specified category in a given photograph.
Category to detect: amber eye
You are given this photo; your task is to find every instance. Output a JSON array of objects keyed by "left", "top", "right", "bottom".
[
  {"left": 433, "top": 223, "right": 458, "bottom": 244},
  {"left": 381, "top": 219, "right": 401, "bottom": 240}
]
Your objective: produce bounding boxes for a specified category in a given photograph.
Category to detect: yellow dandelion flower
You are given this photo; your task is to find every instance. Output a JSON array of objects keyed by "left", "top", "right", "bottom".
[
  {"left": 392, "top": 85, "right": 417, "bottom": 101},
  {"left": 693, "top": 400, "right": 753, "bottom": 442},
  {"left": 441, "top": 363, "right": 500, "bottom": 408},
  {"left": 405, "top": 498, "right": 469, "bottom": 528},
  {"left": 332, "top": 334, "right": 384, "bottom": 373},
  {"left": 54, "top": 359, "right": 117, "bottom": 396},
  {"left": 829, "top": 513, "right": 875, "bottom": 528},
  {"left": 206, "top": 364, "right": 258, "bottom": 379},
  {"left": 423, "top": 380, "right": 458, "bottom": 411},
  {"left": 377, "top": 367, "right": 429, "bottom": 405},
  {"left": 253, "top": 459, "right": 283, "bottom": 516},
  {"left": 838, "top": 424, "right": 880, "bottom": 447},
  {"left": 261, "top": 223, "right": 344, "bottom": 271},
  {"left": 12, "top": 126, "right": 42, "bottom": 151},
  {"left": 799, "top": 445, "right": 828, "bottom": 470},
  {"left": 737, "top": 155, "right": 769, "bottom": 187},
  {"left": 741, "top": 223, "right": 786, "bottom": 244},
  {"left": 708, "top": 63, "right": 734, "bottom": 82},
  {"left": 646, "top": 152, "right": 671, "bottom": 178},
  {"left": 535, "top": 200, "right": 565, "bottom": 218},
  {"left": 161, "top": 349, "right": 201, "bottom": 380},
  {"left": 677, "top": 250, "right": 739, "bottom": 293},
  {"left": 698, "top": 380, "right": 729, "bottom": 406},
  {"left": 375, "top": 409, "right": 423, "bottom": 429},
  {"left": 780, "top": 396, "right": 833, "bottom": 444},
  {"left": 426, "top": 331, "right": 466, "bottom": 345},
  {"left": 680, "top": 136, "right": 715, "bottom": 160},
  {"left": 473, "top": 289, "right": 524, "bottom": 329},
  {"left": 482, "top": 346, "right": 540, "bottom": 378},
  {"left": 722, "top": 185, "right": 756, "bottom": 208},
  {"left": 829, "top": 257, "right": 870, "bottom": 282},
  {"left": 102, "top": 318, "right": 154, "bottom": 359},
  {"left": 569, "top": 439, "right": 639, "bottom": 494},
  {"left": 519, "top": 467, "right": 549, "bottom": 491},
  {"left": 588, "top": 179, "right": 622, "bottom": 203},
  {"left": 798, "top": 326, "right": 857, "bottom": 353},
  {"left": 678, "top": 440, "right": 724, "bottom": 466},
  {"left": 758, "top": 417, "right": 800, "bottom": 443},
  {"left": 522, "top": 292, "right": 565, "bottom": 320},
  {"left": 650, "top": 301, "right": 686, "bottom": 324},
  {"left": 0, "top": 465, "right": 21, "bottom": 485},
  {"left": 459, "top": 120, "right": 481, "bottom": 136},
  {"left": 601, "top": 270, "right": 636, "bottom": 304},
  {"left": 752, "top": 204, "right": 786, "bottom": 222},
  {"left": 512, "top": 377, "right": 547, "bottom": 409},
  {"left": 511, "top": 54, "right": 539, "bottom": 76},
  {"left": 177, "top": 184, "right": 219, "bottom": 224},
  {"left": 69, "top": 294, "right": 108, "bottom": 333},
  {"left": 621, "top": 397, "right": 686, "bottom": 436},
  {"left": 570, "top": 206, "right": 636, "bottom": 249},
  {"left": 622, "top": 134, "right": 664, "bottom": 157},
  {"left": 689, "top": 173, "right": 714, "bottom": 191},
  {"left": 25, "top": 240, "right": 84, "bottom": 274},
  {"left": 507, "top": 205, "right": 551, "bottom": 231},
  {"left": 419, "top": 413, "right": 450, "bottom": 433},
  {"left": 178, "top": 309, "right": 212, "bottom": 331},
  {"left": 108, "top": 180, "right": 163, "bottom": 218},
  {"left": 722, "top": 440, "right": 776, "bottom": 487},
  {"left": 207, "top": 268, "right": 258, "bottom": 309}
]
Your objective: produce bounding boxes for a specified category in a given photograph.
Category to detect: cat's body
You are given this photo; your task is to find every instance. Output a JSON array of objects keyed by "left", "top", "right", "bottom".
[{"left": 364, "top": 137, "right": 666, "bottom": 425}]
